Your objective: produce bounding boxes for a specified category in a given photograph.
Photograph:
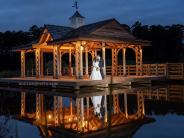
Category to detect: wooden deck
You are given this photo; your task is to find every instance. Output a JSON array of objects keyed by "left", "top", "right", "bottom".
[{"left": 0, "top": 75, "right": 165, "bottom": 89}]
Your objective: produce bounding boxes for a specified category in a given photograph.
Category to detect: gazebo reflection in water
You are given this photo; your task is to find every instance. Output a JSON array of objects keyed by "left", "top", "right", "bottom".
[{"left": 19, "top": 88, "right": 152, "bottom": 137}]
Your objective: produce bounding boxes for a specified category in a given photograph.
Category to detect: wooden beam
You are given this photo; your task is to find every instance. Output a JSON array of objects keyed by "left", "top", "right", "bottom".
[
  {"left": 80, "top": 45, "right": 83, "bottom": 78},
  {"left": 85, "top": 46, "right": 89, "bottom": 76},
  {"left": 123, "top": 48, "right": 126, "bottom": 76},
  {"left": 69, "top": 49, "right": 72, "bottom": 76},
  {"left": 124, "top": 93, "right": 128, "bottom": 118},
  {"left": 53, "top": 47, "right": 61, "bottom": 79},
  {"left": 54, "top": 96, "right": 59, "bottom": 126},
  {"left": 59, "top": 51, "right": 62, "bottom": 77},
  {"left": 21, "top": 92, "right": 26, "bottom": 116},
  {"left": 80, "top": 98, "right": 85, "bottom": 129},
  {"left": 111, "top": 48, "right": 118, "bottom": 76},
  {"left": 36, "top": 94, "right": 41, "bottom": 120},
  {"left": 135, "top": 47, "right": 143, "bottom": 76},
  {"left": 21, "top": 50, "right": 26, "bottom": 78},
  {"left": 102, "top": 43, "right": 106, "bottom": 77},
  {"left": 75, "top": 41, "right": 80, "bottom": 79},
  {"left": 113, "top": 94, "right": 119, "bottom": 114},
  {"left": 35, "top": 49, "right": 41, "bottom": 78},
  {"left": 40, "top": 51, "right": 44, "bottom": 77}
]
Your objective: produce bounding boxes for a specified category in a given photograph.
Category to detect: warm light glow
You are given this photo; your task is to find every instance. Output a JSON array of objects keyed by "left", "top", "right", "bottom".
[
  {"left": 81, "top": 122, "right": 85, "bottom": 128},
  {"left": 81, "top": 41, "right": 86, "bottom": 45},
  {"left": 68, "top": 118, "right": 71, "bottom": 122},
  {"left": 80, "top": 46, "right": 84, "bottom": 51},
  {"left": 48, "top": 114, "right": 52, "bottom": 120}
]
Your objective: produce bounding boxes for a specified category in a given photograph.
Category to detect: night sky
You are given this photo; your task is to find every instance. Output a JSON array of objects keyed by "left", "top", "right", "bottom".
[{"left": 0, "top": 0, "right": 183, "bottom": 32}]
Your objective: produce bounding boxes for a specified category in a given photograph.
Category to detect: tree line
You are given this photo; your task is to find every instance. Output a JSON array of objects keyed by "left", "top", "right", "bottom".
[{"left": 0, "top": 23, "right": 183, "bottom": 72}]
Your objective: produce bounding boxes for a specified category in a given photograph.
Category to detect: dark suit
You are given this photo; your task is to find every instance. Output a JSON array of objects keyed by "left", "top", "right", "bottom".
[{"left": 99, "top": 59, "right": 104, "bottom": 79}]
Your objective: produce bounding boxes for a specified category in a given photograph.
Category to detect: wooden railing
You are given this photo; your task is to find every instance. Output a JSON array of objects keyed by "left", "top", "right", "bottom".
[
  {"left": 166, "top": 63, "right": 184, "bottom": 79},
  {"left": 26, "top": 63, "right": 184, "bottom": 80},
  {"left": 106, "top": 64, "right": 166, "bottom": 76}
]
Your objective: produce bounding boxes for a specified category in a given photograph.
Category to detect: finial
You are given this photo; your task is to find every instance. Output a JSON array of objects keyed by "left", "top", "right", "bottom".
[{"left": 72, "top": 0, "right": 79, "bottom": 11}]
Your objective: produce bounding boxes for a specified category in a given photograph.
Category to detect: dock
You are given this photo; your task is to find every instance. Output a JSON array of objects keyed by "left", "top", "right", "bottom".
[{"left": 0, "top": 75, "right": 165, "bottom": 89}]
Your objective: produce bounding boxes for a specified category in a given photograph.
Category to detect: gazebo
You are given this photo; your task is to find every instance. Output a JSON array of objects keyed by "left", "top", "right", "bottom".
[{"left": 15, "top": 11, "right": 150, "bottom": 80}]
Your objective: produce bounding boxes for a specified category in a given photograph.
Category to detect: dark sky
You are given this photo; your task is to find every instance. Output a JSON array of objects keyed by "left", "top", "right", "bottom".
[{"left": 0, "top": 0, "right": 183, "bottom": 32}]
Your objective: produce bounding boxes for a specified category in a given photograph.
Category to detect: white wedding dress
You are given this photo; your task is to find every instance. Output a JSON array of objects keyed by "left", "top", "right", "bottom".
[
  {"left": 90, "top": 61, "right": 102, "bottom": 80},
  {"left": 90, "top": 61, "right": 103, "bottom": 118}
]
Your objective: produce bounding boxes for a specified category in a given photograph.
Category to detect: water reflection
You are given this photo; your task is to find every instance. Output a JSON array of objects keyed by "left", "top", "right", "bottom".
[
  {"left": 0, "top": 84, "right": 184, "bottom": 137},
  {"left": 19, "top": 88, "right": 149, "bottom": 137}
]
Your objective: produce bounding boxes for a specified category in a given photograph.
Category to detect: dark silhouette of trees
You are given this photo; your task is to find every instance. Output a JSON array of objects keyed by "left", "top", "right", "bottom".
[
  {"left": 131, "top": 22, "right": 184, "bottom": 62},
  {"left": 0, "top": 23, "right": 183, "bottom": 72},
  {"left": 0, "top": 25, "right": 42, "bottom": 72}
]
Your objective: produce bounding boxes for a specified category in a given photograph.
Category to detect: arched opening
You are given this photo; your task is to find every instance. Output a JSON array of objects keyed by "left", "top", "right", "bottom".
[
  {"left": 126, "top": 48, "right": 136, "bottom": 65},
  {"left": 25, "top": 52, "right": 35, "bottom": 77},
  {"left": 126, "top": 48, "right": 136, "bottom": 75},
  {"left": 106, "top": 48, "right": 112, "bottom": 75},
  {"left": 61, "top": 53, "right": 75, "bottom": 76},
  {"left": 44, "top": 52, "right": 53, "bottom": 76},
  {"left": 25, "top": 93, "right": 36, "bottom": 114}
]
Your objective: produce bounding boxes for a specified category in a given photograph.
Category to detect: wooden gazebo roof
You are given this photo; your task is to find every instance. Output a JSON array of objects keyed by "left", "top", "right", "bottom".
[
  {"left": 13, "top": 18, "right": 151, "bottom": 51},
  {"left": 45, "top": 24, "right": 73, "bottom": 40},
  {"left": 50, "top": 18, "right": 151, "bottom": 46}
]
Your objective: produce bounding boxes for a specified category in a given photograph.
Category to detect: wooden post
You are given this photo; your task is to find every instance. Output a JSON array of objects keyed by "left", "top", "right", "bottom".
[
  {"left": 36, "top": 94, "right": 41, "bottom": 120},
  {"left": 41, "top": 95, "right": 44, "bottom": 116},
  {"left": 140, "top": 48, "right": 143, "bottom": 76},
  {"left": 40, "top": 51, "right": 44, "bottom": 77},
  {"left": 80, "top": 98, "right": 84, "bottom": 129},
  {"left": 137, "top": 92, "right": 145, "bottom": 117},
  {"left": 85, "top": 47, "right": 89, "bottom": 77},
  {"left": 113, "top": 94, "right": 119, "bottom": 114},
  {"left": 111, "top": 49, "right": 118, "bottom": 76},
  {"left": 139, "top": 48, "right": 143, "bottom": 76},
  {"left": 69, "top": 49, "right": 72, "bottom": 76},
  {"left": 102, "top": 44, "right": 106, "bottom": 77},
  {"left": 59, "top": 51, "right": 62, "bottom": 77},
  {"left": 104, "top": 92, "right": 107, "bottom": 122},
  {"left": 21, "top": 92, "right": 26, "bottom": 116},
  {"left": 123, "top": 48, "right": 126, "bottom": 76},
  {"left": 135, "top": 47, "right": 143, "bottom": 76},
  {"left": 35, "top": 49, "right": 41, "bottom": 78},
  {"left": 21, "top": 51, "right": 26, "bottom": 78},
  {"left": 95, "top": 50, "right": 97, "bottom": 57},
  {"left": 54, "top": 96, "right": 59, "bottom": 126},
  {"left": 80, "top": 45, "right": 83, "bottom": 78},
  {"left": 53, "top": 47, "right": 61, "bottom": 79},
  {"left": 86, "top": 97, "right": 89, "bottom": 117},
  {"left": 124, "top": 93, "right": 128, "bottom": 118},
  {"left": 75, "top": 42, "right": 80, "bottom": 79}
]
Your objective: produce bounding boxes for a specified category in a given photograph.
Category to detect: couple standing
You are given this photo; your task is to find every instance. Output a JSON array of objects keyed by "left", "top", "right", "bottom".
[
  {"left": 90, "top": 55, "right": 104, "bottom": 118},
  {"left": 90, "top": 55, "right": 104, "bottom": 80}
]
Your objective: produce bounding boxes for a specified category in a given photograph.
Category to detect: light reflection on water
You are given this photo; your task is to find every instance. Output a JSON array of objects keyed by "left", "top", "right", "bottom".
[{"left": 0, "top": 84, "right": 184, "bottom": 138}]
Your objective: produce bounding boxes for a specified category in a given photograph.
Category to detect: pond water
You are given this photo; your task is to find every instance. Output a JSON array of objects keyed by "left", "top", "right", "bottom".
[{"left": 0, "top": 84, "right": 184, "bottom": 138}]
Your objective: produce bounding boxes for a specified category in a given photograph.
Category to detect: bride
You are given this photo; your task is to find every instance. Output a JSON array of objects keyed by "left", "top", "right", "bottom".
[
  {"left": 90, "top": 56, "right": 102, "bottom": 80},
  {"left": 90, "top": 56, "right": 103, "bottom": 118}
]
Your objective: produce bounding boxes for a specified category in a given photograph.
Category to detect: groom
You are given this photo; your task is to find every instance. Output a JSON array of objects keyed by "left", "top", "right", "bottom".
[{"left": 97, "top": 55, "right": 105, "bottom": 79}]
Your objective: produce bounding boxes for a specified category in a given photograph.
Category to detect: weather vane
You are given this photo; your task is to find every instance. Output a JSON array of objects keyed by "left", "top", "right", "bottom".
[{"left": 72, "top": 0, "right": 79, "bottom": 11}]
